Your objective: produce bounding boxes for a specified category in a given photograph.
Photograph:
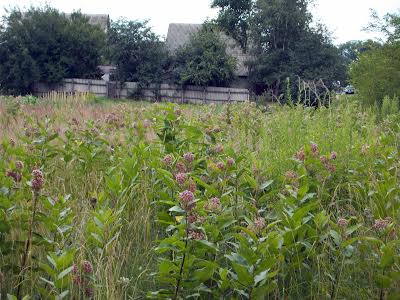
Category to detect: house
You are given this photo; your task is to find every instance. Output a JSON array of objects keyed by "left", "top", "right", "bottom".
[
  {"left": 64, "top": 13, "right": 110, "bottom": 32},
  {"left": 166, "top": 23, "right": 251, "bottom": 89}
]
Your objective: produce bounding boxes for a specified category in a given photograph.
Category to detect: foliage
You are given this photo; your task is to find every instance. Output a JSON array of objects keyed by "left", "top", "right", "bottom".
[
  {"left": 248, "top": 0, "right": 346, "bottom": 97},
  {"left": 350, "top": 11, "right": 400, "bottom": 108},
  {"left": 0, "top": 94, "right": 399, "bottom": 298},
  {"left": 172, "top": 24, "right": 236, "bottom": 87},
  {"left": 211, "top": 0, "right": 253, "bottom": 51},
  {"left": 0, "top": 6, "right": 106, "bottom": 95},
  {"left": 107, "top": 19, "right": 168, "bottom": 87}
]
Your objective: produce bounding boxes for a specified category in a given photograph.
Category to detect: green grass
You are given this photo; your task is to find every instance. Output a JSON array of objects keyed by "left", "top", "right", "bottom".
[{"left": 0, "top": 94, "right": 399, "bottom": 299}]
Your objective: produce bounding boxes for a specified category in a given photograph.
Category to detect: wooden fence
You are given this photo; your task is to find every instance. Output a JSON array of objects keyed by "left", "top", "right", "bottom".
[{"left": 34, "top": 79, "right": 250, "bottom": 103}]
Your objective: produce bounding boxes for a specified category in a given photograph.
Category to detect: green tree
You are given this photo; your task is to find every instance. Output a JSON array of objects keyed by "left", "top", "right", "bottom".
[
  {"left": 0, "top": 6, "right": 106, "bottom": 95},
  {"left": 172, "top": 24, "right": 236, "bottom": 87},
  {"left": 350, "top": 11, "right": 400, "bottom": 107},
  {"left": 211, "top": 0, "right": 253, "bottom": 51},
  {"left": 247, "top": 0, "right": 345, "bottom": 97},
  {"left": 107, "top": 19, "right": 168, "bottom": 86}
]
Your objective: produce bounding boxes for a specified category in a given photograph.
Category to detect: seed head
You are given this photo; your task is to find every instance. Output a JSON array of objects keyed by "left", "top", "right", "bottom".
[{"left": 15, "top": 161, "right": 24, "bottom": 170}]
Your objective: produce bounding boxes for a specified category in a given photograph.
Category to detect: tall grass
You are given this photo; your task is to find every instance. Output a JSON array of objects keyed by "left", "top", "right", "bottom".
[{"left": 0, "top": 93, "right": 399, "bottom": 299}]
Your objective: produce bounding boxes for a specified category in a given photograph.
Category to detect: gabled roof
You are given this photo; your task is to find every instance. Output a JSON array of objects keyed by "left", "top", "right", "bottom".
[
  {"left": 166, "top": 23, "right": 249, "bottom": 77},
  {"left": 64, "top": 13, "right": 110, "bottom": 32}
]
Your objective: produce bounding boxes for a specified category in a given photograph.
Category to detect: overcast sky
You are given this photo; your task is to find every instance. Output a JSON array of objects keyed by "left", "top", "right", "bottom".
[{"left": 0, "top": 0, "right": 398, "bottom": 44}]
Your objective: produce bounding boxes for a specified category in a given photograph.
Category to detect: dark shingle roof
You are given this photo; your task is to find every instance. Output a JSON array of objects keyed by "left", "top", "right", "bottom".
[{"left": 166, "top": 23, "right": 249, "bottom": 77}]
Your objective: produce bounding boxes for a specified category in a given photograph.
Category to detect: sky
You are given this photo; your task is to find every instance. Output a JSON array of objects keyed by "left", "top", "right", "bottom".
[{"left": 0, "top": 0, "right": 399, "bottom": 44}]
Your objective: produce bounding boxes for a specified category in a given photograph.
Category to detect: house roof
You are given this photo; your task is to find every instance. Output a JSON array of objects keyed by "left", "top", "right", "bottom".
[
  {"left": 166, "top": 23, "right": 249, "bottom": 77},
  {"left": 64, "top": 13, "right": 110, "bottom": 32}
]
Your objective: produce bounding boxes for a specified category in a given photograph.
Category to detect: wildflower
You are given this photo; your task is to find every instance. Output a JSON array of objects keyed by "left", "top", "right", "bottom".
[
  {"left": 176, "top": 162, "right": 187, "bottom": 173},
  {"left": 227, "top": 157, "right": 235, "bottom": 167},
  {"left": 162, "top": 154, "right": 173, "bottom": 166},
  {"left": 143, "top": 119, "right": 151, "bottom": 128},
  {"left": 6, "top": 170, "right": 21, "bottom": 183},
  {"left": 188, "top": 180, "right": 196, "bottom": 193},
  {"left": 31, "top": 169, "right": 44, "bottom": 191},
  {"left": 214, "top": 144, "right": 224, "bottom": 153},
  {"left": 319, "top": 156, "right": 328, "bottom": 164},
  {"left": 187, "top": 213, "right": 197, "bottom": 224},
  {"left": 337, "top": 218, "right": 349, "bottom": 228},
  {"left": 183, "top": 152, "right": 194, "bottom": 163},
  {"left": 330, "top": 151, "right": 337, "bottom": 160},
  {"left": 175, "top": 173, "right": 187, "bottom": 185},
  {"left": 205, "top": 197, "right": 221, "bottom": 212},
  {"left": 324, "top": 162, "right": 336, "bottom": 173},
  {"left": 254, "top": 217, "right": 266, "bottom": 231},
  {"left": 216, "top": 162, "right": 225, "bottom": 171},
  {"left": 175, "top": 109, "right": 182, "bottom": 116},
  {"left": 81, "top": 260, "right": 93, "bottom": 274},
  {"left": 72, "top": 264, "right": 79, "bottom": 274},
  {"left": 72, "top": 275, "right": 83, "bottom": 286},
  {"left": 310, "top": 143, "right": 319, "bottom": 155},
  {"left": 213, "top": 126, "right": 221, "bottom": 133},
  {"left": 85, "top": 287, "right": 94, "bottom": 298},
  {"left": 284, "top": 170, "right": 298, "bottom": 180},
  {"left": 295, "top": 149, "right": 305, "bottom": 161},
  {"left": 15, "top": 161, "right": 24, "bottom": 170},
  {"left": 179, "top": 190, "right": 195, "bottom": 211},
  {"left": 373, "top": 218, "right": 390, "bottom": 230},
  {"left": 189, "top": 230, "right": 206, "bottom": 240},
  {"left": 361, "top": 144, "right": 370, "bottom": 155}
]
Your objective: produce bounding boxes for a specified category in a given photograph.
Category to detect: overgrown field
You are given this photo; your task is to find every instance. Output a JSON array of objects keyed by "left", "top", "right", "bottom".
[{"left": 0, "top": 94, "right": 399, "bottom": 299}]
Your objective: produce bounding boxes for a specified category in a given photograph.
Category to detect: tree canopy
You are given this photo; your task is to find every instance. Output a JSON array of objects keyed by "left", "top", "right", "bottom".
[
  {"left": 350, "top": 11, "right": 400, "bottom": 107},
  {"left": 0, "top": 7, "right": 106, "bottom": 95},
  {"left": 171, "top": 24, "right": 236, "bottom": 87},
  {"left": 107, "top": 19, "right": 168, "bottom": 86},
  {"left": 212, "top": 0, "right": 347, "bottom": 97}
]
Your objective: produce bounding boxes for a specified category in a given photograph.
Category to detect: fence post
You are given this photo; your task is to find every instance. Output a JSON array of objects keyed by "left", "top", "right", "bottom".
[
  {"left": 203, "top": 87, "right": 206, "bottom": 104},
  {"left": 71, "top": 79, "right": 75, "bottom": 94},
  {"left": 228, "top": 89, "right": 231, "bottom": 103},
  {"left": 181, "top": 86, "right": 184, "bottom": 104},
  {"left": 88, "top": 80, "right": 91, "bottom": 94}
]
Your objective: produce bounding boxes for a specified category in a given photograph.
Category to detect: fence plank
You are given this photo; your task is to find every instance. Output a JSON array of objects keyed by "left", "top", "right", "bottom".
[{"left": 33, "top": 79, "right": 249, "bottom": 103}]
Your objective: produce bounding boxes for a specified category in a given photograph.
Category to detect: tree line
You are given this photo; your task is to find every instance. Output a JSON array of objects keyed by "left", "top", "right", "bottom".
[{"left": 0, "top": 3, "right": 398, "bottom": 108}]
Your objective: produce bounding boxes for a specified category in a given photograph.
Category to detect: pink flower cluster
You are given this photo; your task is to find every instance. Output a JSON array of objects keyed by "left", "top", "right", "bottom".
[
  {"left": 72, "top": 260, "right": 94, "bottom": 297},
  {"left": 175, "top": 172, "right": 187, "bottom": 185},
  {"left": 204, "top": 197, "right": 221, "bottom": 212},
  {"left": 6, "top": 170, "right": 21, "bottom": 183},
  {"left": 189, "top": 230, "right": 206, "bottom": 240},
  {"left": 162, "top": 154, "right": 173, "bottom": 166},
  {"left": 183, "top": 152, "right": 194, "bottom": 163},
  {"left": 373, "top": 218, "right": 391, "bottom": 230},
  {"left": 227, "top": 157, "right": 235, "bottom": 167},
  {"left": 179, "top": 190, "right": 196, "bottom": 211},
  {"left": 337, "top": 218, "right": 349, "bottom": 228},
  {"left": 31, "top": 169, "right": 44, "bottom": 191}
]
